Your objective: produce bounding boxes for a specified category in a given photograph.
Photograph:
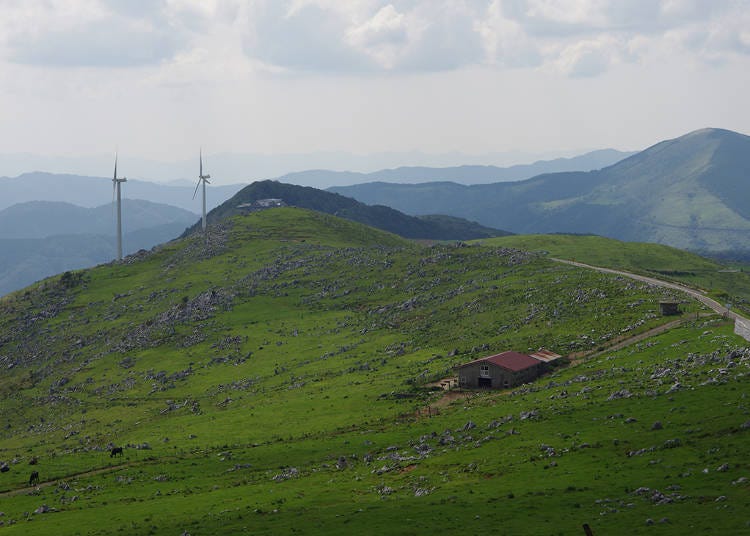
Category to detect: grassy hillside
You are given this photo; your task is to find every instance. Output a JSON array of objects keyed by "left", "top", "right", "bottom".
[
  {"left": 482, "top": 234, "right": 750, "bottom": 315},
  {"left": 0, "top": 208, "right": 747, "bottom": 535}
]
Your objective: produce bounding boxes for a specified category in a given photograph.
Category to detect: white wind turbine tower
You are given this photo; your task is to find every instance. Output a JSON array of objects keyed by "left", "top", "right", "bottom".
[
  {"left": 112, "top": 154, "right": 127, "bottom": 260},
  {"left": 193, "top": 149, "right": 211, "bottom": 234}
]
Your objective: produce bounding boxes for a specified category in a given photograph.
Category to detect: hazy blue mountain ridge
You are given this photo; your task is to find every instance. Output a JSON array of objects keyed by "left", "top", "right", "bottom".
[
  {"left": 0, "top": 172, "right": 244, "bottom": 213},
  {"left": 0, "top": 222, "right": 187, "bottom": 297},
  {"left": 278, "top": 148, "right": 634, "bottom": 187},
  {"left": 0, "top": 199, "right": 197, "bottom": 239},
  {"left": 0, "top": 199, "right": 202, "bottom": 296}
]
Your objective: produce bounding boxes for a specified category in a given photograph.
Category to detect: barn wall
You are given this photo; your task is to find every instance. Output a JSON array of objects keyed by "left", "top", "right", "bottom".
[
  {"left": 511, "top": 365, "right": 540, "bottom": 385},
  {"left": 458, "top": 362, "right": 541, "bottom": 389},
  {"left": 458, "top": 362, "right": 484, "bottom": 388}
]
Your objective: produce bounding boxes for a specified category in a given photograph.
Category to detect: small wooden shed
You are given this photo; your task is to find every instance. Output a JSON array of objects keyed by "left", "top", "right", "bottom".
[{"left": 659, "top": 301, "right": 680, "bottom": 316}]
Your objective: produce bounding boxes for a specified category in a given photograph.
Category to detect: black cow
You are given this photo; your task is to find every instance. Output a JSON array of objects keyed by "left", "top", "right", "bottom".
[
  {"left": 0, "top": 464, "right": 9, "bottom": 473},
  {"left": 110, "top": 446, "right": 123, "bottom": 458},
  {"left": 29, "top": 470, "right": 39, "bottom": 485}
]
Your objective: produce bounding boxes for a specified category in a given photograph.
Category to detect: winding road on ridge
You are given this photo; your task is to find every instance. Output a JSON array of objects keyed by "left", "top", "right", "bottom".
[{"left": 552, "top": 258, "right": 750, "bottom": 343}]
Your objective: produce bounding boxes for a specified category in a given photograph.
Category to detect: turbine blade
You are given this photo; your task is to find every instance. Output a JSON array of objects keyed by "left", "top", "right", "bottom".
[
  {"left": 114, "top": 154, "right": 118, "bottom": 180},
  {"left": 192, "top": 178, "right": 201, "bottom": 200},
  {"left": 199, "top": 148, "right": 203, "bottom": 177}
]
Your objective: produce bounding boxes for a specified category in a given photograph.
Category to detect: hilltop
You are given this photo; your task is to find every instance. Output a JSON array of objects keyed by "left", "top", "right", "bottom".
[
  {"left": 184, "top": 179, "right": 511, "bottom": 240},
  {"left": 0, "top": 208, "right": 748, "bottom": 534},
  {"left": 331, "top": 128, "right": 750, "bottom": 257}
]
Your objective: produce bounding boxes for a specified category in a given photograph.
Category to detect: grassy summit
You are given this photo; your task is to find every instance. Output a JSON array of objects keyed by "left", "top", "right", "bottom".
[{"left": 0, "top": 208, "right": 747, "bottom": 535}]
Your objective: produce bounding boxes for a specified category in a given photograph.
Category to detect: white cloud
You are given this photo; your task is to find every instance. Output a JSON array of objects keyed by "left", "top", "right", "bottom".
[
  {"left": 480, "top": 0, "right": 542, "bottom": 67},
  {"left": 554, "top": 36, "right": 621, "bottom": 77},
  {"left": 1, "top": 0, "right": 746, "bottom": 77},
  {"left": 0, "top": 0, "right": 747, "bottom": 171},
  {"left": 243, "top": 1, "right": 377, "bottom": 73},
  {"left": 346, "top": 5, "right": 408, "bottom": 69},
  {"left": 2, "top": 0, "right": 187, "bottom": 67},
  {"left": 391, "top": 1, "right": 486, "bottom": 72}
]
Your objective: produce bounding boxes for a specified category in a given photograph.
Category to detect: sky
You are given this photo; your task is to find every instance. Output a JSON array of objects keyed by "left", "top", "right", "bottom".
[{"left": 1, "top": 0, "right": 749, "bottom": 183}]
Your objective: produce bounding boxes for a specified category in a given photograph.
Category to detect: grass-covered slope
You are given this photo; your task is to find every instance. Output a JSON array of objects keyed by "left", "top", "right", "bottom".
[
  {"left": 185, "top": 180, "right": 511, "bottom": 240},
  {"left": 0, "top": 208, "right": 748, "bottom": 535},
  {"left": 482, "top": 234, "right": 750, "bottom": 316}
]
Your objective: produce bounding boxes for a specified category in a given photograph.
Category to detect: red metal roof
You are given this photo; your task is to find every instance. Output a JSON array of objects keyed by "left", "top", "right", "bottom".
[{"left": 460, "top": 351, "right": 541, "bottom": 372}]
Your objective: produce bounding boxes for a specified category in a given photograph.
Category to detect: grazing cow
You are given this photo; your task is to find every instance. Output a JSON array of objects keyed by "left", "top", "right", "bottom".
[
  {"left": 110, "top": 446, "right": 123, "bottom": 458},
  {"left": 0, "top": 464, "right": 9, "bottom": 473},
  {"left": 29, "top": 470, "right": 39, "bottom": 486},
  {"left": 29, "top": 456, "right": 38, "bottom": 465}
]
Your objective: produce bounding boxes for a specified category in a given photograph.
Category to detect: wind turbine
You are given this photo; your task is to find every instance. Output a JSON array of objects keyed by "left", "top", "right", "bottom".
[
  {"left": 112, "top": 154, "right": 127, "bottom": 260},
  {"left": 193, "top": 149, "right": 211, "bottom": 234}
]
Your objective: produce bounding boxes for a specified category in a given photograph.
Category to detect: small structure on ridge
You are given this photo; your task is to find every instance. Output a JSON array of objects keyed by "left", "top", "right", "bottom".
[{"left": 659, "top": 301, "right": 680, "bottom": 316}]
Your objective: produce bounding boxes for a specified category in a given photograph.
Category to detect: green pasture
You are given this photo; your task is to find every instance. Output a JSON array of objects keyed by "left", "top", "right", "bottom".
[
  {"left": 482, "top": 234, "right": 750, "bottom": 314},
  {"left": 0, "top": 208, "right": 747, "bottom": 534}
]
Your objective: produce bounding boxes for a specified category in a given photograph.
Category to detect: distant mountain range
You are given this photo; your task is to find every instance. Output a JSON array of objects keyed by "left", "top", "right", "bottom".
[
  {"left": 0, "top": 200, "right": 196, "bottom": 239},
  {"left": 0, "top": 172, "right": 244, "bottom": 213},
  {"left": 277, "top": 149, "right": 634, "bottom": 187},
  {"left": 0, "top": 149, "right": 632, "bottom": 213},
  {"left": 0, "top": 148, "right": 632, "bottom": 183},
  {"left": 185, "top": 180, "right": 511, "bottom": 241},
  {"left": 0, "top": 200, "right": 198, "bottom": 296},
  {"left": 330, "top": 128, "right": 750, "bottom": 257}
]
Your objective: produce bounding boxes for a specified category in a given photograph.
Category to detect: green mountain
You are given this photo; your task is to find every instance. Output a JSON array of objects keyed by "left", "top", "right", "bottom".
[
  {"left": 330, "top": 128, "right": 750, "bottom": 257},
  {"left": 184, "top": 179, "right": 511, "bottom": 240},
  {"left": 0, "top": 208, "right": 748, "bottom": 534}
]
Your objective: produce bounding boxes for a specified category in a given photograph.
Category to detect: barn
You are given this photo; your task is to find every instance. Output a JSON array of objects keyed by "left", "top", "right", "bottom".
[{"left": 457, "top": 351, "right": 545, "bottom": 389}]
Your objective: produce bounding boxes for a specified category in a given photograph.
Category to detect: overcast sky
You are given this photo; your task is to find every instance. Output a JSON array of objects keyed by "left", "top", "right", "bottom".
[{"left": 1, "top": 0, "right": 749, "bottom": 180}]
